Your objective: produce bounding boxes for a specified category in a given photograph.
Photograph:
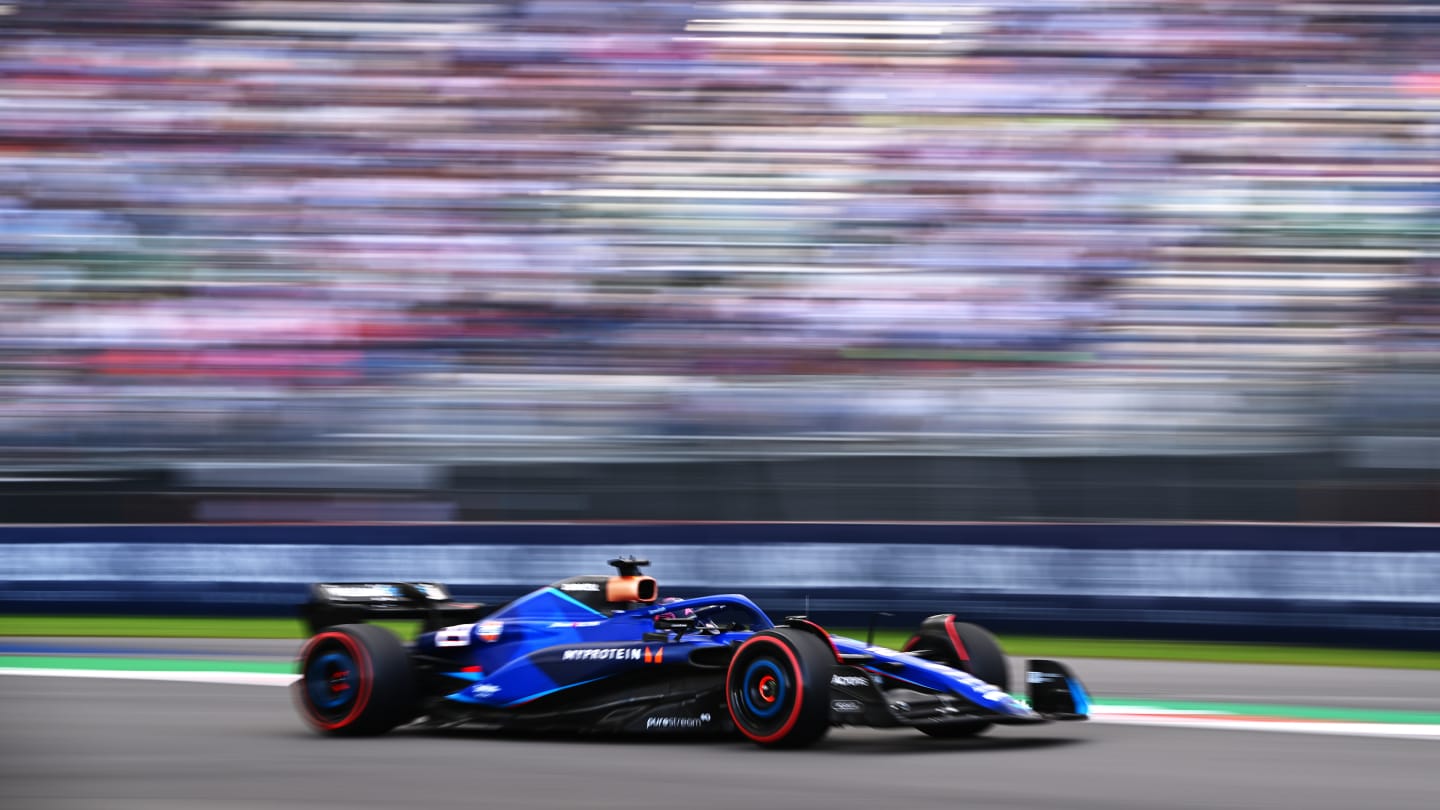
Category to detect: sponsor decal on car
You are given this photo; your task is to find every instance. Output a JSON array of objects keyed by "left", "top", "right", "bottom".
[
  {"left": 477, "top": 621, "right": 504, "bottom": 643},
  {"left": 559, "top": 646, "right": 667, "bottom": 663},
  {"left": 562, "top": 647, "right": 645, "bottom": 662},
  {"left": 416, "top": 583, "right": 449, "bottom": 600},
  {"left": 547, "top": 620, "right": 605, "bottom": 628},
  {"left": 435, "top": 624, "right": 473, "bottom": 647},
  {"left": 830, "top": 674, "right": 872, "bottom": 688},
  {"left": 831, "top": 700, "right": 864, "bottom": 713},
  {"left": 323, "top": 584, "right": 401, "bottom": 600},
  {"left": 559, "top": 582, "right": 602, "bottom": 592},
  {"left": 470, "top": 683, "right": 501, "bottom": 698},
  {"left": 646, "top": 713, "right": 712, "bottom": 730}
]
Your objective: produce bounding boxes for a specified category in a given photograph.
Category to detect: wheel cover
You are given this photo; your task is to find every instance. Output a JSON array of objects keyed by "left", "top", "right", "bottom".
[
  {"left": 740, "top": 659, "right": 788, "bottom": 720},
  {"left": 306, "top": 650, "right": 359, "bottom": 715}
]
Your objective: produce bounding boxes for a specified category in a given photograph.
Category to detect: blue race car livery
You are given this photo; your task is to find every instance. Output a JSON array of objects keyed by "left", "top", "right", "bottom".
[{"left": 294, "top": 557, "right": 1089, "bottom": 748}]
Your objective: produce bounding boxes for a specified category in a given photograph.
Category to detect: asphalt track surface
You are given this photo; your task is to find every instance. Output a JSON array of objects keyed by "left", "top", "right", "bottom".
[{"left": 2, "top": 640, "right": 1439, "bottom": 810}]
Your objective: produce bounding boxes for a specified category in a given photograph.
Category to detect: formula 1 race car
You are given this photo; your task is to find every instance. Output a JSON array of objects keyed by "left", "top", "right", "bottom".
[{"left": 294, "top": 558, "right": 1089, "bottom": 748}]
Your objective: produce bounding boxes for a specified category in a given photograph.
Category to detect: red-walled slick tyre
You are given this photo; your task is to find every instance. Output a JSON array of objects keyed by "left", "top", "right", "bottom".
[
  {"left": 725, "top": 628, "right": 833, "bottom": 748},
  {"left": 904, "top": 617, "right": 1010, "bottom": 739},
  {"left": 295, "top": 623, "right": 418, "bottom": 736}
]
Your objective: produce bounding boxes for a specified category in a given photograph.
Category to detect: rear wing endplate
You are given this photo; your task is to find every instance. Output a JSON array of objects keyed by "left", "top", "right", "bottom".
[{"left": 300, "top": 582, "right": 490, "bottom": 636}]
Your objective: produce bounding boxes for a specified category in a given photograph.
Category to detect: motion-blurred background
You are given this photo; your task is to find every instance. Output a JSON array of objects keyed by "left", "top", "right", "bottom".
[{"left": 2, "top": 0, "right": 1438, "bottom": 524}]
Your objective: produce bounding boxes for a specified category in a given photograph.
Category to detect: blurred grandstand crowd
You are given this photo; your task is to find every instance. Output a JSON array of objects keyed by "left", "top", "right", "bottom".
[{"left": 1, "top": 0, "right": 1438, "bottom": 521}]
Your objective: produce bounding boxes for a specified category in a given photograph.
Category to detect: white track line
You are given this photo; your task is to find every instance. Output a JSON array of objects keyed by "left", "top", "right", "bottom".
[
  {"left": 0, "top": 667, "right": 296, "bottom": 687},
  {"left": 1091, "top": 706, "right": 1440, "bottom": 740}
]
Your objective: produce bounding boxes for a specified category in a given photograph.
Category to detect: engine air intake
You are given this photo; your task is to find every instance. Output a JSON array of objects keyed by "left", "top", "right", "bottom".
[{"left": 608, "top": 575, "right": 658, "bottom": 603}]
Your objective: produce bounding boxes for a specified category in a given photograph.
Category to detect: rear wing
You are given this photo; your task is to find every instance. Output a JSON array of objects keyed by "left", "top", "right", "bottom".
[{"left": 300, "top": 582, "right": 491, "bottom": 636}]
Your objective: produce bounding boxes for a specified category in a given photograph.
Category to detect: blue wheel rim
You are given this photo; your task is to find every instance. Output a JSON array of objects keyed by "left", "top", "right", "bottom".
[
  {"left": 307, "top": 650, "right": 359, "bottom": 712},
  {"left": 741, "top": 658, "right": 786, "bottom": 718}
]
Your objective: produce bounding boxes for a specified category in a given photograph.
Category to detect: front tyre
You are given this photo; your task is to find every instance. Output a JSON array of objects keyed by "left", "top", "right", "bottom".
[
  {"left": 295, "top": 623, "right": 418, "bottom": 736},
  {"left": 905, "top": 617, "right": 1010, "bottom": 739},
  {"left": 725, "top": 629, "right": 834, "bottom": 748}
]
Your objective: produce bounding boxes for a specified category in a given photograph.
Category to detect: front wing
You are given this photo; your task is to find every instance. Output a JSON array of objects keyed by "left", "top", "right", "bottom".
[{"left": 828, "top": 657, "right": 1090, "bottom": 729}]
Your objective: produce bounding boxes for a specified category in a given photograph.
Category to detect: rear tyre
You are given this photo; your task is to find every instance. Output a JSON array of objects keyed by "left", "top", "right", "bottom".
[
  {"left": 725, "top": 629, "right": 834, "bottom": 748},
  {"left": 295, "top": 623, "right": 418, "bottom": 736},
  {"left": 904, "top": 617, "right": 1009, "bottom": 739}
]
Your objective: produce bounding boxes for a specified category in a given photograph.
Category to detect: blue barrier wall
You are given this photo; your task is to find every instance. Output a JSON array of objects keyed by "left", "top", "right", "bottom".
[{"left": 3, "top": 523, "right": 1439, "bottom": 647}]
